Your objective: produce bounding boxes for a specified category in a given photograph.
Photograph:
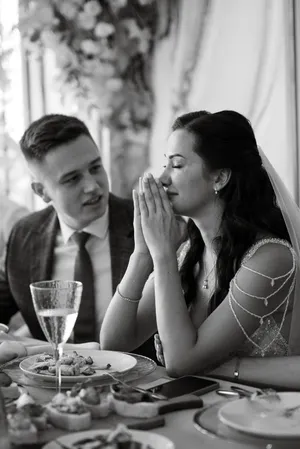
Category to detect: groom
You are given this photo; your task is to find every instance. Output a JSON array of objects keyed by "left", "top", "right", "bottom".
[{"left": 0, "top": 113, "right": 156, "bottom": 360}]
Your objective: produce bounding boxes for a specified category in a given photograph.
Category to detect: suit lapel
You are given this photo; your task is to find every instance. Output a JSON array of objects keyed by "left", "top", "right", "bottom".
[
  {"left": 108, "top": 194, "right": 134, "bottom": 293},
  {"left": 30, "top": 207, "right": 59, "bottom": 282}
]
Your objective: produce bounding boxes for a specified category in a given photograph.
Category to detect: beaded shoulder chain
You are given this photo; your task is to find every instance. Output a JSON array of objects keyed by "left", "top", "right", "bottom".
[{"left": 228, "top": 238, "right": 297, "bottom": 357}]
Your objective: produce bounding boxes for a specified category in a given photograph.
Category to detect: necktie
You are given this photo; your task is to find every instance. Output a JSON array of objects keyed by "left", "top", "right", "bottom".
[{"left": 73, "top": 232, "right": 96, "bottom": 343}]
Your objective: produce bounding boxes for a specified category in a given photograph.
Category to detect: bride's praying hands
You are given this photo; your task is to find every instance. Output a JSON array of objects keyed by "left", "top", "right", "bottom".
[
  {"left": 101, "top": 110, "right": 300, "bottom": 389},
  {"left": 135, "top": 173, "right": 182, "bottom": 261}
]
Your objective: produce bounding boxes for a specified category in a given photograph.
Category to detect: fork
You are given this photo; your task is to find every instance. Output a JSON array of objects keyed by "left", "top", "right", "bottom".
[
  {"left": 231, "top": 386, "right": 281, "bottom": 400},
  {"left": 0, "top": 355, "right": 29, "bottom": 372},
  {"left": 281, "top": 404, "right": 300, "bottom": 418}
]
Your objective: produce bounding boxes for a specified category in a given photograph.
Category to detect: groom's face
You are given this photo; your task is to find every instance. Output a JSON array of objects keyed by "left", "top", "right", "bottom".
[{"left": 31, "top": 135, "right": 109, "bottom": 230}]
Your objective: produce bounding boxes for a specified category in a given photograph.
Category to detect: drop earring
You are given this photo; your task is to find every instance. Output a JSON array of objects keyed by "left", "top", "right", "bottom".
[{"left": 214, "top": 188, "right": 218, "bottom": 195}]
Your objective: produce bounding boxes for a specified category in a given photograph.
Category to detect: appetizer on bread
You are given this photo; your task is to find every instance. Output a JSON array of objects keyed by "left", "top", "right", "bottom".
[
  {"left": 69, "top": 381, "right": 111, "bottom": 418},
  {"left": 6, "top": 409, "right": 37, "bottom": 445},
  {"left": 46, "top": 392, "right": 91, "bottom": 430},
  {"left": 16, "top": 391, "right": 48, "bottom": 430},
  {"left": 110, "top": 383, "right": 159, "bottom": 418},
  {"left": 0, "top": 372, "right": 20, "bottom": 401}
]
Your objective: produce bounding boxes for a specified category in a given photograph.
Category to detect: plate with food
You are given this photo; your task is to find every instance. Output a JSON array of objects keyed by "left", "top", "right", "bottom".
[
  {"left": 42, "top": 424, "right": 174, "bottom": 449},
  {"left": 19, "top": 350, "right": 137, "bottom": 385},
  {"left": 218, "top": 392, "right": 300, "bottom": 439}
]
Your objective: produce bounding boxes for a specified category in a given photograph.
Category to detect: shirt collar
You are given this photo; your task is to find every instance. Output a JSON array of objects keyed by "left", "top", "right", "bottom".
[{"left": 57, "top": 207, "right": 109, "bottom": 244}]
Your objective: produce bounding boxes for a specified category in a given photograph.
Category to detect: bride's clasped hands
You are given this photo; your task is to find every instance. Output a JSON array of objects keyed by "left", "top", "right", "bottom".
[{"left": 133, "top": 173, "right": 182, "bottom": 263}]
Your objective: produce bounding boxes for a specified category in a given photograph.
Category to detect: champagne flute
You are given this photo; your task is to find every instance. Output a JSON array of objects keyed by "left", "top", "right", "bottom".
[{"left": 30, "top": 280, "right": 82, "bottom": 392}]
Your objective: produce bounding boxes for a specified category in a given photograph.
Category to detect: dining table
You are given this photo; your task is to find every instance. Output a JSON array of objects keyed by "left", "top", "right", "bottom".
[{"left": 1, "top": 334, "right": 300, "bottom": 449}]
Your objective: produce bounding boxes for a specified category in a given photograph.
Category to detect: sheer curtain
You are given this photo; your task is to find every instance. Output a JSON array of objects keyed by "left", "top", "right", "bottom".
[{"left": 149, "top": 0, "right": 297, "bottom": 201}]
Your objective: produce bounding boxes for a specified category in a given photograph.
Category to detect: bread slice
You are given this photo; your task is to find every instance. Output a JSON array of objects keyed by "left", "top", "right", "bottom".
[
  {"left": 46, "top": 404, "right": 91, "bottom": 431},
  {"left": 110, "top": 384, "right": 159, "bottom": 418},
  {"left": 74, "top": 385, "right": 112, "bottom": 419},
  {"left": 1, "top": 382, "right": 20, "bottom": 401},
  {"left": 79, "top": 394, "right": 111, "bottom": 418},
  {"left": 110, "top": 394, "right": 159, "bottom": 418},
  {"left": 7, "top": 412, "right": 37, "bottom": 445},
  {"left": 46, "top": 393, "right": 91, "bottom": 431}
]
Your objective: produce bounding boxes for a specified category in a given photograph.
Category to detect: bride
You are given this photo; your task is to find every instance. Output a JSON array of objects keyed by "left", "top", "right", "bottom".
[{"left": 100, "top": 110, "right": 300, "bottom": 389}]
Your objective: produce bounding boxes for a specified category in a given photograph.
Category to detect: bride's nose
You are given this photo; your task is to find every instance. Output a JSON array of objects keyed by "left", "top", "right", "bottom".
[{"left": 159, "top": 169, "right": 171, "bottom": 188}]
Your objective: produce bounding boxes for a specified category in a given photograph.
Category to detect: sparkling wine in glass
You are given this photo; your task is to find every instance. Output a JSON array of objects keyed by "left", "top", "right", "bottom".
[{"left": 30, "top": 280, "right": 82, "bottom": 392}]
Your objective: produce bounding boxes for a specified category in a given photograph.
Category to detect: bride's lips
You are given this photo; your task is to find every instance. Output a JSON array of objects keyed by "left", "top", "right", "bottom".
[{"left": 166, "top": 191, "right": 178, "bottom": 199}]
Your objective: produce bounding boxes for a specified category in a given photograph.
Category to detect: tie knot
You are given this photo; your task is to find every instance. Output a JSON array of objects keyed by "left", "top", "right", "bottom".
[{"left": 73, "top": 231, "right": 90, "bottom": 247}]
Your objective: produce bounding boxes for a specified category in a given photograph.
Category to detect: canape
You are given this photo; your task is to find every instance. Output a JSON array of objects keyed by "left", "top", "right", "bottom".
[
  {"left": 0, "top": 372, "right": 20, "bottom": 401},
  {"left": 110, "top": 383, "right": 159, "bottom": 418},
  {"left": 6, "top": 410, "right": 37, "bottom": 445},
  {"left": 16, "top": 391, "right": 48, "bottom": 430},
  {"left": 69, "top": 382, "right": 111, "bottom": 418},
  {"left": 46, "top": 392, "right": 91, "bottom": 431}
]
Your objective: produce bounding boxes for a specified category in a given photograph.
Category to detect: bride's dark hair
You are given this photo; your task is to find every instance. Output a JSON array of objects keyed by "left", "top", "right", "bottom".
[{"left": 174, "top": 110, "right": 290, "bottom": 312}]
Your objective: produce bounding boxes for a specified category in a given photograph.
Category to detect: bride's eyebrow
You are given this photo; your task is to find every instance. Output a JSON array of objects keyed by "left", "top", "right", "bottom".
[{"left": 164, "top": 153, "right": 186, "bottom": 159}]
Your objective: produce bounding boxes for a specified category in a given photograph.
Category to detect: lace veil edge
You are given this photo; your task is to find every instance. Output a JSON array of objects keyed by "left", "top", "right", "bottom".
[{"left": 258, "top": 147, "right": 300, "bottom": 355}]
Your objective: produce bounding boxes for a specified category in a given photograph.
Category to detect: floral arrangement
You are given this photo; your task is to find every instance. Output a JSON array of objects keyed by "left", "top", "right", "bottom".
[
  {"left": 18, "top": 0, "right": 166, "bottom": 128},
  {"left": 18, "top": 0, "right": 174, "bottom": 197}
]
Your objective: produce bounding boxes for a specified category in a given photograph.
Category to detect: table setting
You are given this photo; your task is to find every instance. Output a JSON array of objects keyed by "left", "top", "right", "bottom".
[
  {"left": 3, "top": 345, "right": 300, "bottom": 449},
  {"left": 2, "top": 279, "right": 300, "bottom": 449}
]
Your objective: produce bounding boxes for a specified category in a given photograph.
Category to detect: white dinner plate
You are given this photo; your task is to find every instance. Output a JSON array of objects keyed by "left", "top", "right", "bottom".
[
  {"left": 20, "top": 349, "right": 137, "bottom": 385},
  {"left": 218, "top": 392, "right": 300, "bottom": 439},
  {"left": 42, "top": 428, "right": 175, "bottom": 449}
]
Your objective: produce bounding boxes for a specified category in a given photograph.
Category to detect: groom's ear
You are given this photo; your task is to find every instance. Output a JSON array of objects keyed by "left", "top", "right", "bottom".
[
  {"left": 214, "top": 169, "right": 231, "bottom": 192},
  {"left": 31, "top": 181, "right": 51, "bottom": 203}
]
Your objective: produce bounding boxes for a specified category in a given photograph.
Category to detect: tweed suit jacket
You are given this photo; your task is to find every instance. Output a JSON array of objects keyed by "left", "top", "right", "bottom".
[
  {"left": 0, "top": 193, "right": 157, "bottom": 360},
  {"left": 0, "top": 193, "right": 134, "bottom": 334}
]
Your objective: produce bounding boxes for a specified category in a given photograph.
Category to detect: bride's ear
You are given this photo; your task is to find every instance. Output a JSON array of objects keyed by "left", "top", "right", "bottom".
[{"left": 214, "top": 169, "right": 231, "bottom": 192}]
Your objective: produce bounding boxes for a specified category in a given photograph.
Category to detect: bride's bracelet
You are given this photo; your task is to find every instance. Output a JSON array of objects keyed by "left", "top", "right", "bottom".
[{"left": 117, "top": 285, "right": 141, "bottom": 303}]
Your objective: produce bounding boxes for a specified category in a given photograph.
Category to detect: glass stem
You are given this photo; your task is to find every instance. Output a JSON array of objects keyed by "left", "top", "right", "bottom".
[{"left": 54, "top": 345, "right": 63, "bottom": 394}]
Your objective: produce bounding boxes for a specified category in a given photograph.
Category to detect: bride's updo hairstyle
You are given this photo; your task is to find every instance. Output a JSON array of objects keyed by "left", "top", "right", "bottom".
[{"left": 174, "top": 110, "right": 290, "bottom": 312}]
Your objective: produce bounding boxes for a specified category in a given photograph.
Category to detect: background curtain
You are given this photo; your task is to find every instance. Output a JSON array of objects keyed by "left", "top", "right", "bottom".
[{"left": 149, "top": 0, "right": 297, "bottom": 201}]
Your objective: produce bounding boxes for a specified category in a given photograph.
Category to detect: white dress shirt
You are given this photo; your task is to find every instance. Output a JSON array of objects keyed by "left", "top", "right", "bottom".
[{"left": 52, "top": 208, "right": 112, "bottom": 339}]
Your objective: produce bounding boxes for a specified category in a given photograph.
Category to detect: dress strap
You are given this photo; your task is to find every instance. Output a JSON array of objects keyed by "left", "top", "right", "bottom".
[{"left": 229, "top": 238, "right": 296, "bottom": 356}]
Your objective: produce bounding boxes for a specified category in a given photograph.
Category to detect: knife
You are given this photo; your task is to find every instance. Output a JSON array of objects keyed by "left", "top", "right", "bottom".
[
  {"left": 158, "top": 394, "right": 204, "bottom": 414},
  {"left": 126, "top": 394, "right": 203, "bottom": 429},
  {"left": 127, "top": 415, "right": 166, "bottom": 430}
]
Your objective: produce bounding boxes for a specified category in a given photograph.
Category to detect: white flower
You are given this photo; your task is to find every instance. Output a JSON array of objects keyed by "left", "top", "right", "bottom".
[
  {"left": 23, "top": 36, "right": 42, "bottom": 54},
  {"left": 98, "top": 62, "right": 115, "bottom": 76},
  {"left": 121, "top": 18, "right": 141, "bottom": 39},
  {"left": 80, "top": 39, "right": 100, "bottom": 55},
  {"left": 84, "top": 1, "right": 102, "bottom": 16},
  {"left": 137, "top": 0, "right": 154, "bottom": 4},
  {"left": 55, "top": 44, "right": 78, "bottom": 69},
  {"left": 118, "top": 109, "right": 131, "bottom": 126},
  {"left": 59, "top": 1, "right": 79, "bottom": 20},
  {"left": 36, "top": 4, "right": 55, "bottom": 25},
  {"left": 40, "top": 30, "right": 60, "bottom": 48},
  {"left": 94, "top": 22, "right": 115, "bottom": 38},
  {"left": 99, "top": 107, "right": 113, "bottom": 119},
  {"left": 138, "top": 28, "right": 151, "bottom": 53},
  {"left": 77, "top": 12, "right": 96, "bottom": 30},
  {"left": 99, "top": 47, "right": 116, "bottom": 61},
  {"left": 109, "top": 0, "right": 127, "bottom": 10},
  {"left": 106, "top": 78, "right": 123, "bottom": 92},
  {"left": 83, "top": 58, "right": 102, "bottom": 74},
  {"left": 121, "top": 19, "right": 151, "bottom": 53}
]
